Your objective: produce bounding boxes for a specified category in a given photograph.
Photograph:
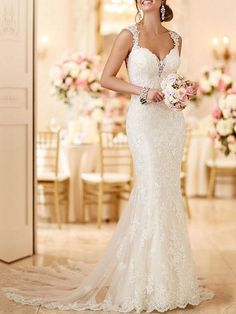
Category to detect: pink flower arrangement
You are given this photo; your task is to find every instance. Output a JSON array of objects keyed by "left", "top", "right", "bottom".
[
  {"left": 50, "top": 53, "right": 103, "bottom": 105},
  {"left": 199, "top": 65, "right": 233, "bottom": 97},
  {"left": 208, "top": 93, "right": 236, "bottom": 155},
  {"left": 161, "top": 73, "right": 195, "bottom": 111}
]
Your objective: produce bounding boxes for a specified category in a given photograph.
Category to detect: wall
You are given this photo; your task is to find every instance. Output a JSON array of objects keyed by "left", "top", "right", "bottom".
[
  {"left": 37, "top": 0, "right": 97, "bottom": 130},
  {"left": 37, "top": 0, "right": 75, "bottom": 130},
  {"left": 37, "top": 0, "right": 236, "bottom": 129},
  {"left": 186, "top": 0, "right": 236, "bottom": 80}
]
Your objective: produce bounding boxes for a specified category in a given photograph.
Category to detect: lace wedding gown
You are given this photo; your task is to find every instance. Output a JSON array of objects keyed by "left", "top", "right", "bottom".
[{"left": 1, "top": 24, "right": 214, "bottom": 313}]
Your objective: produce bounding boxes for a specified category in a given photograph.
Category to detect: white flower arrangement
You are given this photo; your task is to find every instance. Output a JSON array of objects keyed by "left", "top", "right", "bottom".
[
  {"left": 199, "top": 66, "right": 233, "bottom": 97},
  {"left": 208, "top": 93, "right": 236, "bottom": 155},
  {"left": 50, "top": 53, "right": 103, "bottom": 106}
]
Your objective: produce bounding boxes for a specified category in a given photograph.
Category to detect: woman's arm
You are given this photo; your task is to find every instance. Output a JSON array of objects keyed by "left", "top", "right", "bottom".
[
  {"left": 100, "top": 29, "right": 141, "bottom": 96},
  {"left": 100, "top": 29, "right": 164, "bottom": 102},
  {"left": 178, "top": 36, "right": 182, "bottom": 56}
]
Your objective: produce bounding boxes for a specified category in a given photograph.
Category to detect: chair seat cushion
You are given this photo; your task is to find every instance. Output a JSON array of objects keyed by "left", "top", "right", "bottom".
[
  {"left": 206, "top": 159, "right": 236, "bottom": 169},
  {"left": 81, "top": 172, "right": 131, "bottom": 183},
  {"left": 37, "top": 172, "right": 70, "bottom": 182}
]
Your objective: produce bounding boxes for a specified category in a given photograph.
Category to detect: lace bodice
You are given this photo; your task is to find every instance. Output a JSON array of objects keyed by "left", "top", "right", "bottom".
[{"left": 125, "top": 24, "right": 181, "bottom": 89}]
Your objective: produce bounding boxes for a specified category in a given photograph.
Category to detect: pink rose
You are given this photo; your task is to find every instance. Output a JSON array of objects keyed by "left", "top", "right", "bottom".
[
  {"left": 75, "top": 78, "right": 89, "bottom": 90},
  {"left": 186, "top": 85, "right": 195, "bottom": 97},
  {"left": 212, "top": 106, "right": 222, "bottom": 119},
  {"left": 177, "top": 88, "right": 188, "bottom": 103},
  {"left": 76, "top": 56, "right": 84, "bottom": 64}
]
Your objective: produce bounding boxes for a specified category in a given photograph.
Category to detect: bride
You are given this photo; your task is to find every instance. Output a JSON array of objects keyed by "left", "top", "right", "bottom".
[{"left": 2, "top": 0, "right": 214, "bottom": 312}]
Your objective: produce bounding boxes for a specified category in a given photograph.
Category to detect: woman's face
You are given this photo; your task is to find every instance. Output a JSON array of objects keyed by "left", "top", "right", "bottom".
[{"left": 137, "top": 0, "right": 162, "bottom": 12}]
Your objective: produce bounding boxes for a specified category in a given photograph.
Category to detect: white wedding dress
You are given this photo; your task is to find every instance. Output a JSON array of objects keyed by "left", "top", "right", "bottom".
[{"left": 1, "top": 24, "right": 214, "bottom": 313}]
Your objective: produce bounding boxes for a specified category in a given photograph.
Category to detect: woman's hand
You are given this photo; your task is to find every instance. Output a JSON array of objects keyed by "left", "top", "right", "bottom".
[{"left": 147, "top": 88, "right": 164, "bottom": 102}]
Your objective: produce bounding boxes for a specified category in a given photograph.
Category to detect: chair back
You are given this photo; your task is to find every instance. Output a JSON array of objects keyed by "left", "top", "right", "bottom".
[
  {"left": 181, "top": 126, "right": 192, "bottom": 174},
  {"left": 97, "top": 123, "right": 133, "bottom": 178},
  {"left": 37, "top": 130, "right": 60, "bottom": 176}
]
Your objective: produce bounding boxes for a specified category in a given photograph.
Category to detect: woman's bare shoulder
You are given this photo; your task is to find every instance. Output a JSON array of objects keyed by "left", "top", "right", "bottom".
[{"left": 113, "top": 26, "right": 134, "bottom": 49}]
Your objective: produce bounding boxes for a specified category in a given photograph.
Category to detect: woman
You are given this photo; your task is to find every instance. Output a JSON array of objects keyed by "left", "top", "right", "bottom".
[{"left": 2, "top": 0, "right": 214, "bottom": 312}]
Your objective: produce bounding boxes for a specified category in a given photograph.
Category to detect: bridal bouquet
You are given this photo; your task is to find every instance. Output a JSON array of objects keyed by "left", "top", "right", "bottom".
[{"left": 161, "top": 73, "right": 195, "bottom": 111}]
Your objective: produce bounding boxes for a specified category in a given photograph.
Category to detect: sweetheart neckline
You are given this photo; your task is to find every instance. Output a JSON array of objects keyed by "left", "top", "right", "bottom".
[
  {"left": 134, "top": 23, "right": 180, "bottom": 63},
  {"left": 136, "top": 45, "right": 179, "bottom": 63}
]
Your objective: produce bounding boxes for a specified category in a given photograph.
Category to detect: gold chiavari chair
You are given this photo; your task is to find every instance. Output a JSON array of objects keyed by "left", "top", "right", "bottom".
[
  {"left": 206, "top": 145, "right": 236, "bottom": 198},
  {"left": 81, "top": 123, "right": 134, "bottom": 228},
  {"left": 180, "top": 126, "right": 192, "bottom": 219},
  {"left": 37, "top": 130, "right": 70, "bottom": 228}
]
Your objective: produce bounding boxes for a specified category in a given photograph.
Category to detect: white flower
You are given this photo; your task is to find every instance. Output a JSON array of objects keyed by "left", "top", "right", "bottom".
[
  {"left": 88, "top": 74, "right": 96, "bottom": 83},
  {"left": 227, "top": 135, "right": 235, "bottom": 143},
  {"left": 219, "top": 96, "right": 227, "bottom": 111},
  {"left": 54, "top": 79, "right": 63, "bottom": 87},
  {"left": 90, "top": 82, "right": 101, "bottom": 92},
  {"left": 167, "top": 73, "right": 178, "bottom": 84},
  {"left": 199, "top": 78, "right": 212, "bottom": 93},
  {"left": 70, "top": 64, "right": 80, "bottom": 78},
  {"left": 209, "top": 69, "right": 221, "bottom": 87},
  {"left": 225, "top": 94, "right": 236, "bottom": 110},
  {"left": 216, "top": 119, "right": 233, "bottom": 136},
  {"left": 67, "top": 89, "right": 77, "bottom": 98},
  {"left": 229, "top": 142, "right": 236, "bottom": 153},
  {"left": 80, "top": 69, "right": 91, "bottom": 80},
  {"left": 165, "top": 95, "right": 176, "bottom": 105},
  {"left": 222, "top": 108, "right": 232, "bottom": 119},
  {"left": 64, "top": 61, "right": 75, "bottom": 72},
  {"left": 221, "top": 74, "right": 233, "bottom": 86}
]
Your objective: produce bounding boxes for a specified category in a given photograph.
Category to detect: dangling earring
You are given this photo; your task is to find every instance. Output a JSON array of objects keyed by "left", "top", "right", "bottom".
[
  {"left": 160, "top": 1, "right": 166, "bottom": 21},
  {"left": 135, "top": 9, "right": 143, "bottom": 23}
]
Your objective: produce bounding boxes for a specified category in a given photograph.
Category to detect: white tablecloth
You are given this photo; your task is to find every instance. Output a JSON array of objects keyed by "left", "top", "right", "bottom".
[
  {"left": 60, "top": 143, "right": 98, "bottom": 222},
  {"left": 187, "top": 135, "right": 236, "bottom": 197}
]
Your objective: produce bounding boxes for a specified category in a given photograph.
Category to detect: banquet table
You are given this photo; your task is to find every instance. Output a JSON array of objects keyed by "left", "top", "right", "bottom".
[
  {"left": 187, "top": 134, "right": 236, "bottom": 198},
  {"left": 60, "top": 143, "right": 98, "bottom": 222},
  {"left": 49, "top": 136, "right": 236, "bottom": 223}
]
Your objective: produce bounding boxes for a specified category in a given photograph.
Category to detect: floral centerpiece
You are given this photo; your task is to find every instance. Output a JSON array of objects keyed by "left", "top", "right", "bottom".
[
  {"left": 85, "top": 94, "right": 129, "bottom": 132},
  {"left": 199, "top": 65, "right": 233, "bottom": 97},
  {"left": 50, "top": 53, "right": 102, "bottom": 106},
  {"left": 208, "top": 93, "right": 236, "bottom": 155},
  {"left": 161, "top": 73, "right": 196, "bottom": 111},
  {"left": 50, "top": 52, "right": 104, "bottom": 144}
]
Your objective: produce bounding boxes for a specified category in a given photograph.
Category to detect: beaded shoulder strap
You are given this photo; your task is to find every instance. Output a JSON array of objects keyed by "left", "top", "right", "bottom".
[
  {"left": 169, "top": 30, "right": 180, "bottom": 47},
  {"left": 125, "top": 24, "right": 139, "bottom": 47}
]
